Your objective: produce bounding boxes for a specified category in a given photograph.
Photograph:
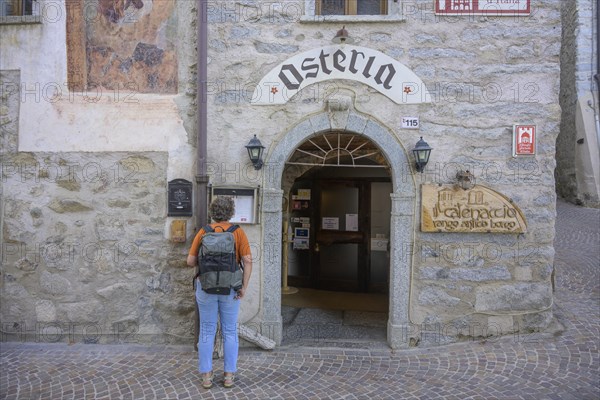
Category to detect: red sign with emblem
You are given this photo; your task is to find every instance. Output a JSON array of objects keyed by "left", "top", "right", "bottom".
[
  {"left": 513, "top": 125, "right": 536, "bottom": 156},
  {"left": 435, "top": 0, "right": 531, "bottom": 15}
]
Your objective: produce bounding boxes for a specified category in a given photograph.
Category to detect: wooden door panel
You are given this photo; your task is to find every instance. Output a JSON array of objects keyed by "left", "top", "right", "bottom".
[{"left": 315, "top": 180, "right": 369, "bottom": 292}]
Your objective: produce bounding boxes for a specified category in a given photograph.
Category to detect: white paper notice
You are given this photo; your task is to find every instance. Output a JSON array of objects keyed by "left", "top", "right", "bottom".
[
  {"left": 322, "top": 217, "right": 339, "bottom": 230},
  {"left": 346, "top": 214, "right": 358, "bottom": 231},
  {"left": 231, "top": 196, "right": 254, "bottom": 223}
]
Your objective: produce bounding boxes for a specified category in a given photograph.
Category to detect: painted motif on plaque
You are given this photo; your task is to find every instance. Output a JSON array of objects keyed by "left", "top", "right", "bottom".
[
  {"left": 513, "top": 125, "right": 536, "bottom": 156},
  {"left": 421, "top": 184, "right": 527, "bottom": 233}
]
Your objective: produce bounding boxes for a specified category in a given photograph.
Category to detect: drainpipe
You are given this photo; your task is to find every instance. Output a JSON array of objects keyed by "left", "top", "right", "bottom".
[
  {"left": 595, "top": 0, "right": 600, "bottom": 151},
  {"left": 194, "top": 0, "right": 208, "bottom": 352},
  {"left": 196, "top": 0, "right": 209, "bottom": 229}
]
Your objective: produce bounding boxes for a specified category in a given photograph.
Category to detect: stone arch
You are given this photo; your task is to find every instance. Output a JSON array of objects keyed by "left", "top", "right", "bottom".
[{"left": 260, "top": 110, "right": 416, "bottom": 349}]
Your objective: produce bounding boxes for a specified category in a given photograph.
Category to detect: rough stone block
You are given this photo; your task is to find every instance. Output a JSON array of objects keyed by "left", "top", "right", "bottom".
[
  {"left": 62, "top": 300, "right": 105, "bottom": 323},
  {"left": 309, "top": 113, "right": 330, "bottom": 133},
  {"left": 418, "top": 286, "right": 460, "bottom": 307},
  {"left": 514, "top": 266, "right": 533, "bottom": 281},
  {"left": 516, "top": 310, "right": 553, "bottom": 331},
  {"left": 420, "top": 266, "right": 511, "bottom": 282},
  {"left": 475, "top": 283, "right": 552, "bottom": 312},
  {"left": 409, "top": 48, "right": 476, "bottom": 59},
  {"left": 487, "top": 315, "right": 515, "bottom": 336},
  {"left": 97, "top": 282, "right": 140, "bottom": 299},
  {"left": 48, "top": 199, "right": 93, "bottom": 214},
  {"left": 254, "top": 42, "right": 299, "bottom": 54},
  {"left": 506, "top": 43, "right": 535, "bottom": 60},
  {"left": 346, "top": 113, "right": 368, "bottom": 134},
  {"left": 35, "top": 300, "right": 56, "bottom": 322},
  {"left": 40, "top": 271, "right": 72, "bottom": 296},
  {"left": 95, "top": 216, "right": 126, "bottom": 241}
]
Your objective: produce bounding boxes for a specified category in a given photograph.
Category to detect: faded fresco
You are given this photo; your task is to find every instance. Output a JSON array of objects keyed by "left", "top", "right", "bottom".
[{"left": 85, "top": 0, "right": 177, "bottom": 93}]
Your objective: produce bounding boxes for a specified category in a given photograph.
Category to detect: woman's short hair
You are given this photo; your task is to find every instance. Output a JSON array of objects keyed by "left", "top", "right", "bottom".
[{"left": 209, "top": 196, "right": 235, "bottom": 222}]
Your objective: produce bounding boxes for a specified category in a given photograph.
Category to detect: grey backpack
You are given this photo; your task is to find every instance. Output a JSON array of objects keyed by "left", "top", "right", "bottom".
[{"left": 195, "top": 224, "right": 243, "bottom": 295}]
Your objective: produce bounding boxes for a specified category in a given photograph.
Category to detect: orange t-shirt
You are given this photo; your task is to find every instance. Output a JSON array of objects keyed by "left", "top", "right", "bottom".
[{"left": 188, "top": 222, "right": 251, "bottom": 263}]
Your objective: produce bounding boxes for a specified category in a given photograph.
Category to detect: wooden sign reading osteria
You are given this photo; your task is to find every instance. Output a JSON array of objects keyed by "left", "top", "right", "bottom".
[{"left": 421, "top": 184, "right": 527, "bottom": 233}]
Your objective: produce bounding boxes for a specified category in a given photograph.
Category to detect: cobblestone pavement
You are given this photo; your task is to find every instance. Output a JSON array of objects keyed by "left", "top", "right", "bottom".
[{"left": 1, "top": 200, "right": 599, "bottom": 400}]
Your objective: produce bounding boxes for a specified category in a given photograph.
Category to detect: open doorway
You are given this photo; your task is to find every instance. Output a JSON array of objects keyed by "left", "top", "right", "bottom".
[
  {"left": 262, "top": 111, "right": 417, "bottom": 348},
  {"left": 280, "top": 131, "right": 392, "bottom": 345}
]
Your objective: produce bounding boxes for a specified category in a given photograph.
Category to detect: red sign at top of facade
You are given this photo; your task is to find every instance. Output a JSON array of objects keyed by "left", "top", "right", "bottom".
[{"left": 435, "top": 0, "right": 531, "bottom": 15}]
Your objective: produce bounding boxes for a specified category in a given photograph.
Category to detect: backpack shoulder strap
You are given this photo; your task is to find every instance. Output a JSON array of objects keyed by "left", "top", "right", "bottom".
[
  {"left": 226, "top": 224, "right": 239, "bottom": 233},
  {"left": 203, "top": 225, "right": 214, "bottom": 233},
  {"left": 226, "top": 225, "right": 243, "bottom": 270}
]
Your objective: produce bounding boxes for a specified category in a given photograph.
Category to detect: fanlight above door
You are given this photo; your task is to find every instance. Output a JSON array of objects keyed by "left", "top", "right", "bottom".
[{"left": 286, "top": 131, "right": 389, "bottom": 168}]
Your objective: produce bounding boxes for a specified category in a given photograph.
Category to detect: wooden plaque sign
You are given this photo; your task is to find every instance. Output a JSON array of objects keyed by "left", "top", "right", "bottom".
[{"left": 421, "top": 184, "right": 527, "bottom": 233}]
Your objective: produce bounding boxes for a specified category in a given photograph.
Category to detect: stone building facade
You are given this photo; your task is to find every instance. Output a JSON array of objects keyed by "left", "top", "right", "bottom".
[{"left": 1, "top": 0, "right": 563, "bottom": 348}]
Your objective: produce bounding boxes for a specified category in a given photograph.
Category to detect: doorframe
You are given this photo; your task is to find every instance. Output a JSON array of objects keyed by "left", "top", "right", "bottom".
[{"left": 260, "top": 111, "right": 417, "bottom": 349}]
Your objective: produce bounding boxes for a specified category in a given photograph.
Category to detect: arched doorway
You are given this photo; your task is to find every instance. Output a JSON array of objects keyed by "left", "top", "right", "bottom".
[
  {"left": 260, "top": 110, "right": 417, "bottom": 349},
  {"left": 280, "top": 131, "right": 392, "bottom": 344},
  {"left": 282, "top": 131, "right": 392, "bottom": 294}
]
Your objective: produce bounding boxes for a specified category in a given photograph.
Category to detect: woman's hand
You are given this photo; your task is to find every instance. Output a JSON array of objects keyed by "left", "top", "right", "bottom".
[{"left": 234, "top": 287, "right": 246, "bottom": 300}]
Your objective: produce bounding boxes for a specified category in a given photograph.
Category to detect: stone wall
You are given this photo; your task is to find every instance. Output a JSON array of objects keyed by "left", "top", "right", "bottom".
[
  {"left": 0, "top": 147, "right": 199, "bottom": 343},
  {"left": 558, "top": 0, "right": 599, "bottom": 206}
]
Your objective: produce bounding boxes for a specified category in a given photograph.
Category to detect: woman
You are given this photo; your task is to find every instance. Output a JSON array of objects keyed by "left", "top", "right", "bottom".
[{"left": 187, "top": 196, "right": 252, "bottom": 389}]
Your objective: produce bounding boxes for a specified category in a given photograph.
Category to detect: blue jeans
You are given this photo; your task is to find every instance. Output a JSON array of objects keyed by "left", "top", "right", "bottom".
[{"left": 195, "top": 281, "right": 240, "bottom": 374}]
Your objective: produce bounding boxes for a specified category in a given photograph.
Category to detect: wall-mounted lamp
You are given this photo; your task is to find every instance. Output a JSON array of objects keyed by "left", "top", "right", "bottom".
[
  {"left": 412, "top": 136, "right": 432, "bottom": 173},
  {"left": 246, "top": 135, "right": 265, "bottom": 170},
  {"left": 456, "top": 170, "right": 476, "bottom": 190},
  {"left": 332, "top": 26, "right": 355, "bottom": 44}
]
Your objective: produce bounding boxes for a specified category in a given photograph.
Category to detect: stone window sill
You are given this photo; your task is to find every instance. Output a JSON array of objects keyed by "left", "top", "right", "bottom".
[
  {"left": 0, "top": 15, "right": 42, "bottom": 25},
  {"left": 300, "top": 14, "right": 405, "bottom": 23}
]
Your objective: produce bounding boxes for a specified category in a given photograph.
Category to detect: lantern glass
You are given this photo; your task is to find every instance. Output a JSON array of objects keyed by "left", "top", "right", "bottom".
[{"left": 415, "top": 149, "right": 429, "bottom": 163}]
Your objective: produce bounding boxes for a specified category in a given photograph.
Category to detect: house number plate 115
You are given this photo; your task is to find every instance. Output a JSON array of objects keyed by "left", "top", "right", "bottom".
[{"left": 401, "top": 117, "right": 420, "bottom": 129}]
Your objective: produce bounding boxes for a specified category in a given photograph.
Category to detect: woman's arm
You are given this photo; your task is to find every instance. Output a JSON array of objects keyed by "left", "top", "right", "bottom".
[
  {"left": 235, "top": 254, "right": 253, "bottom": 299},
  {"left": 186, "top": 255, "right": 197, "bottom": 267},
  {"left": 186, "top": 229, "right": 205, "bottom": 267}
]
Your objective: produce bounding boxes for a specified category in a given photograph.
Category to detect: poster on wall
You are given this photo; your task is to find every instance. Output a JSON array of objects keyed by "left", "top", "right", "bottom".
[
  {"left": 435, "top": 0, "right": 531, "bottom": 15},
  {"left": 512, "top": 125, "right": 536, "bottom": 156}
]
